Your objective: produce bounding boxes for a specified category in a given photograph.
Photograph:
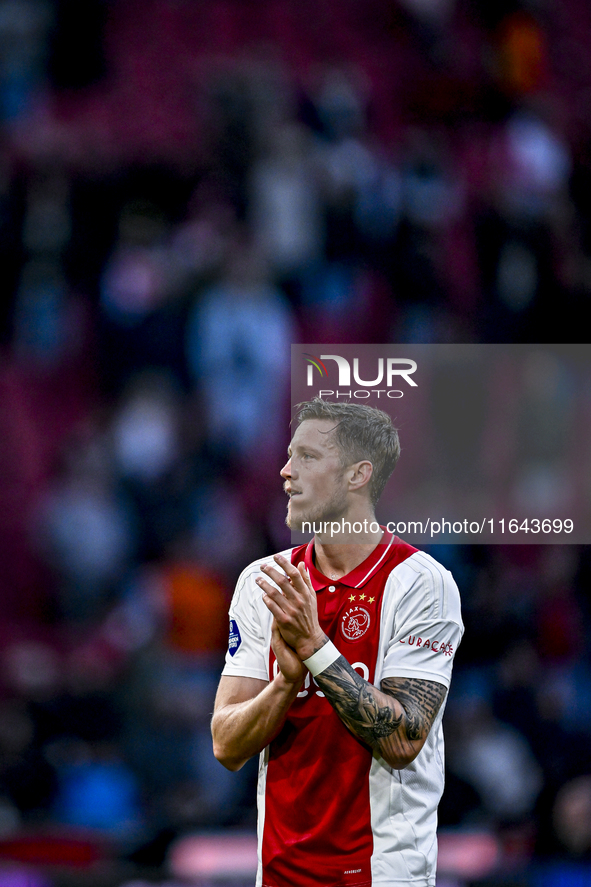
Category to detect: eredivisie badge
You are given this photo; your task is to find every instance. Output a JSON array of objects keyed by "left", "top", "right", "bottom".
[{"left": 341, "top": 606, "right": 370, "bottom": 641}]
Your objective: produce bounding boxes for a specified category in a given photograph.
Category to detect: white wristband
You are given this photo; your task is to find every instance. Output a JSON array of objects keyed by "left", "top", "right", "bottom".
[{"left": 303, "top": 640, "right": 341, "bottom": 677}]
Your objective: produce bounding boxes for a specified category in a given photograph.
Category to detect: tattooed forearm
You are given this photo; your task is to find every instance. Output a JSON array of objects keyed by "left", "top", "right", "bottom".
[
  {"left": 381, "top": 676, "right": 447, "bottom": 741},
  {"left": 314, "top": 662, "right": 404, "bottom": 746},
  {"left": 314, "top": 657, "right": 447, "bottom": 768}
]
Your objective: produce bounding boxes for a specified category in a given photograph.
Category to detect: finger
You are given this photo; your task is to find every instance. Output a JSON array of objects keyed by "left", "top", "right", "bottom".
[
  {"left": 258, "top": 579, "right": 298, "bottom": 620},
  {"left": 260, "top": 564, "right": 305, "bottom": 602},
  {"left": 261, "top": 589, "right": 287, "bottom": 621},
  {"left": 271, "top": 620, "right": 291, "bottom": 650},
  {"left": 267, "top": 555, "right": 309, "bottom": 597},
  {"left": 256, "top": 577, "right": 289, "bottom": 612},
  {"left": 259, "top": 563, "right": 294, "bottom": 595},
  {"left": 297, "top": 561, "right": 314, "bottom": 591},
  {"left": 271, "top": 620, "right": 282, "bottom": 647},
  {"left": 273, "top": 553, "right": 305, "bottom": 584}
]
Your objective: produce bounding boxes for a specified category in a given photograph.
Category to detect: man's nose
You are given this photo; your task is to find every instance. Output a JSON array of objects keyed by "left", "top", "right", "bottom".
[{"left": 280, "top": 458, "right": 292, "bottom": 479}]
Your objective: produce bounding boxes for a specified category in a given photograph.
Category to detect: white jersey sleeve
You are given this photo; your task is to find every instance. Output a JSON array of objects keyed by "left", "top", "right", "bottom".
[
  {"left": 221, "top": 552, "right": 289, "bottom": 682},
  {"left": 377, "top": 550, "right": 464, "bottom": 690}
]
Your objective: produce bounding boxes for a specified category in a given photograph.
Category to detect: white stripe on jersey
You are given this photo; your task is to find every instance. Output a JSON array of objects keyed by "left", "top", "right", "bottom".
[
  {"left": 354, "top": 533, "right": 396, "bottom": 588},
  {"left": 256, "top": 747, "right": 269, "bottom": 887}
]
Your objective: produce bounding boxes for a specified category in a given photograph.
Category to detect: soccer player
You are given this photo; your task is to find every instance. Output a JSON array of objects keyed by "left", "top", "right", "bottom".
[{"left": 212, "top": 398, "right": 464, "bottom": 887}]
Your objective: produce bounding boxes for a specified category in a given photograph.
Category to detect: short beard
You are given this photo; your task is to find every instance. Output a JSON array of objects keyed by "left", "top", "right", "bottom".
[{"left": 286, "top": 486, "right": 349, "bottom": 533}]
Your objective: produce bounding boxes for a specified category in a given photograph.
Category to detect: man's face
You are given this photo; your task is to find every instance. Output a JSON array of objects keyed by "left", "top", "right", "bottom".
[{"left": 280, "top": 419, "right": 350, "bottom": 530}]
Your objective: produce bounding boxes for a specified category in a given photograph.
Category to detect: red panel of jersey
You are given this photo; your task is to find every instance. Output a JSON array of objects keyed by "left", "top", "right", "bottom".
[{"left": 261, "top": 533, "right": 417, "bottom": 887}]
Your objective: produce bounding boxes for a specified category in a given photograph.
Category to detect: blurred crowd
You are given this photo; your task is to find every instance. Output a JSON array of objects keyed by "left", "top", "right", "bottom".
[{"left": 0, "top": 0, "right": 590, "bottom": 884}]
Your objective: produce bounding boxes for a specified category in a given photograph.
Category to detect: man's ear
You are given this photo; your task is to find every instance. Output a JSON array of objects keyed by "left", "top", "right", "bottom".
[{"left": 347, "top": 460, "right": 373, "bottom": 492}]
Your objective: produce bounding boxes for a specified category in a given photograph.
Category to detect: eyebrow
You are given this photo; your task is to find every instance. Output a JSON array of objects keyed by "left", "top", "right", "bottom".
[{"left": 288, "top": 443, "right": 323, "bottom": 457}]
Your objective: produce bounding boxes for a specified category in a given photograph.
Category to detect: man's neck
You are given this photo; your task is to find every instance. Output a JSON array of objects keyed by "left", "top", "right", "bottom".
[{"left": 313, "top": 520, "right": 384, "bottom": 580}]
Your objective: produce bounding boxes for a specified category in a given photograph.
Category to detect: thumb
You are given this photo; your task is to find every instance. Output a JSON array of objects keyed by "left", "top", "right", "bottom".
[{"left": 271, "top": 619, "right": 285, "bottom": 646}]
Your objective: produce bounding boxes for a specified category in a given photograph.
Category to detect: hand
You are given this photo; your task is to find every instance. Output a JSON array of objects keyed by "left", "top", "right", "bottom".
[
  {"left": 256, "top": 555, "right": 327, "bottom": 660},
  {"left": 271, "top": 619, "right": 306, "bottom": 685}
]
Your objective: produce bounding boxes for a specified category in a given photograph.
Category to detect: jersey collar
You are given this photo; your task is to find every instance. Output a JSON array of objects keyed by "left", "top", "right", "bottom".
[{"left": 304, "top": 528, "right": 397, "bottom": 591}]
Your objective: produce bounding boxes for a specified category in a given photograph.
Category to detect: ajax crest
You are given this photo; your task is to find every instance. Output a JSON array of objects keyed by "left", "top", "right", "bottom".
[{"left": 341, "top": 606, "right": 370, "bottom": 641}]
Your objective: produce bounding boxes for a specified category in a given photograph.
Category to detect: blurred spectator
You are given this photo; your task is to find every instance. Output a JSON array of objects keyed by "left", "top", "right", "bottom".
[
  {"left": 12, "top": 259, "right": 79, "bottom": 368},
  {"left": 499, "top": 111, "right": 571, "bottom": 220},
  {"left": 34, "top": 433, "right": 136, "bottom": 622},
  {"left": 534, "top": 547, "right": 582, "bottom": 648},
  {"left": 189, "top": 480, "right": 260, "bottom": 579},
  {"left": 99, "top": 202, "right": 193, "bottom": 393},
  {"left": 51, "top": 738, "right": 141, "bottom": 836},
  {"left": 158, "top": 549, "right": 229, "bottom": 658},
  {"left": 100, "top": 202, "right": 172, "bottom": 329},
  {"left": 553, "top": 776, "right": 591, "bottom": 859},
  {"left": 0, "top": 0, "right": 52, "bottom": 121},
  {"left": 495, "top": 11, "right": 549, "bottom": 97},
  {"left": 0, "top": 699, "right": 55, "bottom": 823},
  {"left": 250, "top": 121, "right": 323, "bottom": 284},
  {"left": 186, "top": 237, "right": 294, "bottom": 462},
  {"left": 112, "top": 372, "right": 181, "bottom": 485},
  {"left": 448, "top": 695, "right": 543, "bottom": 825}
]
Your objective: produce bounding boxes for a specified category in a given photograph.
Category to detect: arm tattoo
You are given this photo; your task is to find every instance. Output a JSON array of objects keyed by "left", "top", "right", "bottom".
[
  {"left": 381, "top": 676, "right": 447, "bottom": 740},
  {"left": 313, "top": 657, "right": 447, "bottom": 766}
]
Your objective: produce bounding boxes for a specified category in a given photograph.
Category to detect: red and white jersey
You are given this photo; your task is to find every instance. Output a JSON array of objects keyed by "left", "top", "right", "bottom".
[{"left": 222, "top": 531, "right": 464, "bottom": 887}]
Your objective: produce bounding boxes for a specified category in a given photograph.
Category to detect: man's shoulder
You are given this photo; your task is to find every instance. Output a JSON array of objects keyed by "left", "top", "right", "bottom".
[
  {"left": 383, "top": 540, "right": 450, "bottom": 575},
  {"left": 383, "top": 543, "right": 462, "bottom": 623},
  {"left": 383, "top": 542, "right": 460, "bottom": 595}
]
